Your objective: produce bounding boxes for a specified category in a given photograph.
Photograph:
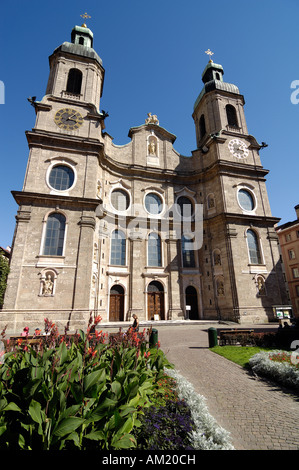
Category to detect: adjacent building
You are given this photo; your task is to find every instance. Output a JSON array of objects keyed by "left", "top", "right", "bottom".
[
  {"left": 1, "top": 22, "right": 289, "bottom": 333},
  {"left": 276, "top": 205, "right": 299, "bottom": 318}
]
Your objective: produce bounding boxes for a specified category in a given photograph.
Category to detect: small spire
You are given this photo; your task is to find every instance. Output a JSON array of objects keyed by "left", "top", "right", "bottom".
[
  {"left": 205, "top": 48, "right": 214, "bottom": 63},
  {"left": 80, "top": 12, "right": 91, "bottom": 27}
]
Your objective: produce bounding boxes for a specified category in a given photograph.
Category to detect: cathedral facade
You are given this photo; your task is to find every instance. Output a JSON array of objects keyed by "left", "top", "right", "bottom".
[{"left": 1, "top": 23, "right": 289, "bottom": 333}]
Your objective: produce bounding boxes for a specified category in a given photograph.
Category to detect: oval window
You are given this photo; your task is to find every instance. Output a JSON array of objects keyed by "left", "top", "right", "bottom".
[
  {"left": 145, "top": 193, "right": 163, "bottom": 215},
  {"left": 49, "top": 165, "right": 75, "bottom": 191},
  {"left": 111, "top": 189, "right": 130, "bottom": 211},
  {"left": 238, "top": 189, "right": 255, "bottom": 211}
]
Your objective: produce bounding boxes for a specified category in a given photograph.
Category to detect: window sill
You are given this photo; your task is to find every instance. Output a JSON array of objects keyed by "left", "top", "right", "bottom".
[
  {"left": 248, "top": 264, "right": 267, "bottom": 274},
  {"left": 36, "top": 255, "right": 65, "bottom": 267}
]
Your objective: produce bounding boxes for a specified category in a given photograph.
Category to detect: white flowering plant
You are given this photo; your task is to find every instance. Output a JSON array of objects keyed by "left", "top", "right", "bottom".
[
  {"left": 249, "top": 350, "right": 299, "bottom": 390},
  {"left": 165, "top": 368, "right": 234, "bottom": 450}
]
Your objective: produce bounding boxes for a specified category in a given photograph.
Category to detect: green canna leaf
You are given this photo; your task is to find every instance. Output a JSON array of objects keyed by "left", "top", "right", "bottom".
[
  {"left": 83, "top": 368, "right": 106, "bottom": 393},
  {"left": 2, "top": 402, "right": 22, "bottom": 412},
  {"left": 53, "top": 417, "right": 85, "bottom": 437},
  {"left": 28, "top": 399, "right": 43, "bottom": 425},
  {"left": 111, "top": 432, "right": 137, "bottom": 449}
]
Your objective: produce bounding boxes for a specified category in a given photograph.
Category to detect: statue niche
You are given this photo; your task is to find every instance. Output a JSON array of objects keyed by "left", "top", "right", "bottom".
[
  {"left": 148, "top": 136, "right": 157, "bottom": 156},
  {"left": 39, "top": 270, "right": 57, "bottom": 296}
]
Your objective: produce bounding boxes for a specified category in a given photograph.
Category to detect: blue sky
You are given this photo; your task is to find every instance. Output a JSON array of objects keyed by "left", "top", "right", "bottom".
[{"left": 0, "top": 0, "right": 298, "bottom": 248}]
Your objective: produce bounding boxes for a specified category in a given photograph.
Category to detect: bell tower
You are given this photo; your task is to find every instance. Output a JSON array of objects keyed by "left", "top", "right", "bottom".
[
  {"left": 3, "top": 17, "right": 105, "bottom": 329},
  {"left": 192, "top": 52, "right": 288, "bottom": 323},
  {"left": 45, "top": 23, "right": 104, "bottom": 110}
]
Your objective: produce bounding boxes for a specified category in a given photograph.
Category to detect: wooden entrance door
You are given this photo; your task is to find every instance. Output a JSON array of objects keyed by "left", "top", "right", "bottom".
[
  {"left": 147, "top": 281, "right": 165, "bottom": 320},
  {"left": 109, "top": 285, "right": 124, "bottom": 321}
]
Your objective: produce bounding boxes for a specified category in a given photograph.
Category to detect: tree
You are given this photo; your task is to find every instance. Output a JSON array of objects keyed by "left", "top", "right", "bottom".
[{"left": 0, "top": 248, "right": 10, "bottom": 308}]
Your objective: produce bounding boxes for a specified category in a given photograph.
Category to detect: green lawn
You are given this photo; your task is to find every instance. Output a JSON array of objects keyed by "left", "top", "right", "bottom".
[{"left": 210, "top": 346, "right": 271, "bottom": 368}]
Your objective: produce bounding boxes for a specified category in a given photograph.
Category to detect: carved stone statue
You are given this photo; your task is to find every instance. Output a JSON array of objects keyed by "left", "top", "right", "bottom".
[
  {"left": 148, "top": 139, "right": 157, "bottom": 156},
  {"left": 208, "top": 195, "right": 215, "bottom": 209},
  {"left": 217, "top": 279, "right": 225, "bottom": 296},
  {"left": 214, "top": 252, "right": 221, "bottom": 265},
  {"left": 96, "top": 181, "right": 101, "bottom": 198},
  {"left": 43, "top": 274, "right": 54, "bottom": 295},
  {"left": 257, "top": 277, "right": 266, "bottom": 295},
  {"left": 145, "top": 113, "right": 159, "bottom": 125}
]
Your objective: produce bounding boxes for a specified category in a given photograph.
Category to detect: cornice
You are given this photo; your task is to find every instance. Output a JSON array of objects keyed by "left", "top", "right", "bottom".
[
  {"left": 11, "top": 191, "right": 102, "bottom": 209},
  {"left": 25, "top": 130, "right": 104, "bottom": 155}
]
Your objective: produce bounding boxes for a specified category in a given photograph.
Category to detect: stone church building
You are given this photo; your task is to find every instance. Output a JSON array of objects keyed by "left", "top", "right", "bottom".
[{"left": 1, "top": 22, "right": 289, "bottom": 332}]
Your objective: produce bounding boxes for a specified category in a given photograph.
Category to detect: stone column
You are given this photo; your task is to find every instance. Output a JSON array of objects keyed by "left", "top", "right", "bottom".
[
  {"left": 128, "top": 230, "right": 145, "bottom": 320},
  {"left": 72, "top": 212, "right": 96, "bottom": 310},
  {"left": 3, "top": 206, "right": 31, "bottom": 309},
  {"left": 165, "top": 237, "right": 184, "bottom": 320}
]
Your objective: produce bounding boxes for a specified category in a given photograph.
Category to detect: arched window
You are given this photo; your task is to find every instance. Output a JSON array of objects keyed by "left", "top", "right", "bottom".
[
  {"left": 182, "top": 235, "right": 195, "bottom": 268},
  {"left": 78, "top": 37, "right": 84, "bottom": 45},
  {"left": 247, "top": 229, "right": 262, "bottom": 264},
  {"left": 145, "top": 193, "right": 163, "bottom": 215},
  {"left": 226, "top": 104, "right": 238, "bottom": 127},
  {"left": 148, "top": 233, "right": 162, "bottom": 266},
  {"left": 177, "top": 196, "right": 193, "bottom": 218},
  {"left": 148, "top": 281, "right": 164, "bottom": 293},
  {"left": 111, "top": 189, "right": 130, "bottom": 211},
  {"left": 199, "top": 114, "right": 206, "bottom": 139},
  {"left": 43, "top": 213, "right": 66, "bottom": 256},
  {"left": 110, "top": 230, "right": 126, "bottom": 266},
  {"left": 66, "top": 68, "right": 82, "bottom": 95}
]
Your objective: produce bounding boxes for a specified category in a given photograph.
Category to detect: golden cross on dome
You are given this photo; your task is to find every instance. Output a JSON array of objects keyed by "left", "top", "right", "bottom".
[
  {"left": 80, "top": 12, "right": 91, "bottom": 26},
  {"left": 205, "top": 49, "right": 214, "bottom": 62}
]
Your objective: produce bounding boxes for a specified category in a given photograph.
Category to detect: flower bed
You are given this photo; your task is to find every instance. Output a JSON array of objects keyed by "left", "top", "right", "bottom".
[
  {"left": 0, "top": 316, "right": 234, "bottom": 450},
  {"left": 165, "top": 369, "right": 234, "bottom": 450},
  {"left": 249, "top": 350, "right": 299, "bottom": 391},
  {"left": 0, "top": 316, "right": 170, "bottom": 450}
]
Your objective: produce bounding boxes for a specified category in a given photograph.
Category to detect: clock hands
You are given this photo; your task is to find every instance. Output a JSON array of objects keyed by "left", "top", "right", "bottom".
[
  {"left": 67, "top": 113, "right": 77, "bottom": 121},
  {"left": 60, "top": 112, "right": 78, "bottom": 125},
  {"left": 233, "top": 144, "right": 244, "bottom": 154},
  {"left": 229, "top": 139, "right": 248, "bottom": 158}
]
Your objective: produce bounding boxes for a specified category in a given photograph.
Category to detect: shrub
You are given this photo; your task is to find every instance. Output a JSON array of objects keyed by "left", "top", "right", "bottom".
[{"left": 221, "top": 331, "right": 283, "bottom": 349}]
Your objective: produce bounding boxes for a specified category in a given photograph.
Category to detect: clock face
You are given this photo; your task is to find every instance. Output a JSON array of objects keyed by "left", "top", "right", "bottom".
[
  {"left": 54, "top": 108, "right": 83, "bottom": 130},
  {"left": 228, "top": 138, "right": 249, "bottom": 159}
]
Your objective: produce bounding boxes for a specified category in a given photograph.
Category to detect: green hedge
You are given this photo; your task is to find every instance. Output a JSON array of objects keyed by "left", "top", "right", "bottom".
[{"left": 220, "top": 329, "right": 299, "bottom": 350}]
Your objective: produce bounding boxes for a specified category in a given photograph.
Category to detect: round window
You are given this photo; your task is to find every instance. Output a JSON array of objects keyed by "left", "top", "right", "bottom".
[
  {"left": 111, "top": 189, "right": 130, "bottom": 211},
  {"left": 238, "top": 189, "right": 255, "bottom": 211},
  {"left": 49, "top": 165, "right": 74, "bottom": 191},
  {"left": 145, "top": 193, "right": 163, "bottom": 215}
]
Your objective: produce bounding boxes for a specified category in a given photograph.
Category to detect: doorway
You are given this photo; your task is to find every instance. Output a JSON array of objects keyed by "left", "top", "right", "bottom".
[
  {"left": 147, "top": 281, "right": 165, "bottom": 320},
  {"left": 109, "top": 285, "right": 125, "bottom": 321},
  {"left": 185, "top": 286, "right": 199, "bottom": 320}
]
